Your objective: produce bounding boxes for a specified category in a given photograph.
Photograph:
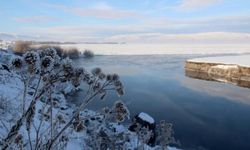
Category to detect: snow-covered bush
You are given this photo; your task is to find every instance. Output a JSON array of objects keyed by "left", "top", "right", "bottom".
[
  {"left": 0, "top": 48, "right": 177, "bottom": 150},
  {"left": 83, "top": 49, "right": 94, "bottom": 58},
  {"left": 155, "top": 120, "right": 178, "bottom": 149},
  {"left": 0, "top": 48, "right": 125, "bottom": 149},
  {"left": 63, "top": 47, "right": 80, "bottom": 59}
]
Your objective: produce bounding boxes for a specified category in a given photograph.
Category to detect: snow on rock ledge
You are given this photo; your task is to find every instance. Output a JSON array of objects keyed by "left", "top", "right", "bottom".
[
  {"left": 187, "top": 55, "right": 250, "bottom": 67},
  {"left": 138, "top": 112, "right": 155, "bottom": 124},
  {"left": 185, "top": 55, "right": 250, "bottom": 88}
]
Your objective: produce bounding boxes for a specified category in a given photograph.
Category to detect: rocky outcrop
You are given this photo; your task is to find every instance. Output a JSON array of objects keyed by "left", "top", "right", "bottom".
[{"left": 185, "top": 61, "right": 250, "bottom": 88}]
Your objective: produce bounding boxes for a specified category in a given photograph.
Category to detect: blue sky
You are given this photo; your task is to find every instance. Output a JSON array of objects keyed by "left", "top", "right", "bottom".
[{"left": 0, "top": 0, "right": 250, "bottom": 43}]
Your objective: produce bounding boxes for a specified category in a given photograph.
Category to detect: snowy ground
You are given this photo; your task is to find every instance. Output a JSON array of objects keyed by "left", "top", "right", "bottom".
[
  {"left": 58, "top": 44, "right": 250, "bottom": 55},
  {"left": 0, "top": 51, "right": 180, "bottom": 150},
  {"left": 187, "top": 54, "right": 250, "bottom": 67}
]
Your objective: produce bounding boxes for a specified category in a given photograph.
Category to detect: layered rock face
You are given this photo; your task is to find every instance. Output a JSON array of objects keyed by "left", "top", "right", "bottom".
[{"left": 185, "top": 61, "right": 250, "bottom": 88}]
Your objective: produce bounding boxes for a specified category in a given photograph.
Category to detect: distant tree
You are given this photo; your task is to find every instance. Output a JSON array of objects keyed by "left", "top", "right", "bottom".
[
  {"left": 83, "top": 49, "right": 94, "bottom": 58},
  {"left": 62, "top": 47, "right": 80, "bottom": 59},
  {"left": 13, "top": 41, "right": 32, "bottom": 54},
  {"left": 36, "top": 45, "right": 80, "bottom": 59}
]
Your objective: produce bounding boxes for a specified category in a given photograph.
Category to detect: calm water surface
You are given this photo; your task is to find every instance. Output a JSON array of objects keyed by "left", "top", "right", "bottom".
[{"left": 72, "top": 55, "right": 250, "bottom": 150}]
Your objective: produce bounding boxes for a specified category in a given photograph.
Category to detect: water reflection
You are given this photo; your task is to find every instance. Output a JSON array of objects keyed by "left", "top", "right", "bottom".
[
  {"left": 72, "top": 55, "right": 250, "bottom": 150},
  {"left": 181, "top": 71, "right": 250, "bottom": 105},
  {"left": 185, "top": 69, "right": 250, "bottom": 89}
]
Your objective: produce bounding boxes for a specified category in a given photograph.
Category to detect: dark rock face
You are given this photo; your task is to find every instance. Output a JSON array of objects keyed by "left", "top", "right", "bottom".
[
  {"left": 185, "top": 61, "right": 250, "bottom": 88},
  {"left": 129, "top": 113, "right": 156, "bottom": 146}
]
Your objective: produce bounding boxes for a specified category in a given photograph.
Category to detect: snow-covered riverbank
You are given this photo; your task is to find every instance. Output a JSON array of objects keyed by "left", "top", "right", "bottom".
[
  {"left": 59, "top": 44, "right": 250, "bottom": 55},
  {"left": 185, "top": 54, "right": 250, "bottom": 88}
]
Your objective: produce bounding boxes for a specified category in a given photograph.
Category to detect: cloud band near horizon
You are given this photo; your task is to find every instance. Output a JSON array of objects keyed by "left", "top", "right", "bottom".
[{"left": 0, "top": 0, "right": 250, "bottom": 43}]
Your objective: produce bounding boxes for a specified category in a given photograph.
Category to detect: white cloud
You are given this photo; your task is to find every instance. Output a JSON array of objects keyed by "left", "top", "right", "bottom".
[
  {"left": 140, "top": 15, "right": 250, "bottom": 33},
  {"left": 44, "top": 3, "right": 140, "bottom": 19},
  {"left": 91, "top": 2, "right": 113, "bottom": 10},
  {"left": 24, "top": 25, "right": 250, "bottom": 44},
  {"left": 12, "top": 16, "right": 57, "bottom": 23},
  {"left": 175, "top": 0, "right": 223, "bottom": 11},
  {"left": 104, "top": 32, "right": 250, "bottom": 44},
  {"left": 15, "top": 15, "right": 250, "bottom": 43},
  {"left": 69, "top": 7, "right": 137, "bottom": 19}
]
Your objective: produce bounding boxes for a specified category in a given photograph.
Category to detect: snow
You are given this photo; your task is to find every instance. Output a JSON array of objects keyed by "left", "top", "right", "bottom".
[
  {"left": 111, "top": 123, "right": 126, "bottom": 134},
  {"left": 0, "top": 51, "right": 181, "bottom": 150},
  {"left": 138, "top": 112, "right": 155, "bottom": 124},
  {"left": 57, "top": 44, "right": 250, "bottom": 55},
  {"left": 66, "top": 142, "right": 82, "bottom": 150},
  {"left": 0, "top": 70, "right": 23, "bottom": 100},
  {"left": 0, "top": 41, "right": 13, "bottom": 50},
  {"left": 212, "top": 65, "right": 238, "bottom": 69},
  {"left": 168, "top": 147, "right": 182, "bottom": 150},
  {"left": 187, "top": 54, "right": 250, "bottom": 67}
]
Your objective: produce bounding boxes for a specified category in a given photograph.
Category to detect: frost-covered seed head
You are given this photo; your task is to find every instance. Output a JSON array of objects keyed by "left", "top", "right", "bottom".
[
  {"left": 57, "top": 114, "right": 66, "bottom": 124},
  {"left": 11, "top": 57, "right": 23, "bottom": 69},
  {"left": 75, "top": 68, "right": 84, "bottom": 77},
  {"left": 156, "top": 120, "right": 175, "bottom": 146},
  {"left": 71, "top": 78, "right": 80, "bottom": 87},
  {"left": 41, "top": 56, "right": 54, "bottom": 69},
  {"left": 112, "top": 74, "right": 119, "bottom": 81},
  {"left": 14, "top": 134, "right": 23, "bottom": 144},
  {"left": 38, "top": 50, "right": 46, "bottom": 58},
  {"left": 91, "top": 67, "right": 102, "bottom": 76},
  {"left": 73, "top": 120, "right": 85, "bottom": 132},
  {"left": 49, "top": 74, "right": 56, "bottom": 81},
  {"left": 45, "top": 48, "right": 57, "bottom": 58},
  {"left": 115, "top": 101, "right": 124, "bottom": 108},
  {"left": 92, "top": 82, "right": 101, "bottom": 91},
  {"left": 62, "top": 58, "right": 74, "bottom": 76},
  {"left": 106, "top": 74, "right": 112, "bottom": 81},
  {"left": 116, "top": 114, "right": 124, "bottom": 122},
  {"left": 116, "top": 88, "right": 124, "bottom": 96},
  {"left": 114, "top": 80, "right": 123, "bottom": 88},
  {"left": 137, "top": 127, "right": 153, "bottom": 143},
  {"left": 102, "top": 107, "right": 110, "bottom": 114},
  {"left": 60, "top": 135, "right": 69, "bottom": 142},
  {"left": 98, "top": 73, "right": 106, "bottom": 80},
  {"left": 23, "top": 51, "right": 38, "bottom": 65},
  {"left": 42, "top": 74, "right": 49, "bottom": 82},
  {"left": 113, "top": 101, "right": 129, "bottom": 122},
  {"left": 83, "top": 73, "right": 90, "bottom": 82}
]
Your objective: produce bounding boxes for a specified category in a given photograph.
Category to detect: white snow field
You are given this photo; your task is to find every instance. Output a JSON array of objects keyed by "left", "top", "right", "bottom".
[
  {"left": 187, "top": 54, "right": 250, "bottom": 67},
  {"left": 59, "top": 44, "right": 250, "bottom": 55}
]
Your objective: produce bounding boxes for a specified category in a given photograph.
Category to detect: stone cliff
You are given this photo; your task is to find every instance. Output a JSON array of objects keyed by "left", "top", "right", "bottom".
[{"left": 185, "top": 60, "right": 250, "bottom": 88}]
